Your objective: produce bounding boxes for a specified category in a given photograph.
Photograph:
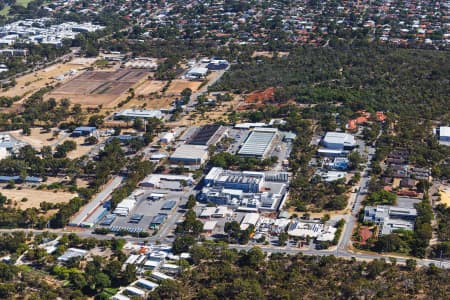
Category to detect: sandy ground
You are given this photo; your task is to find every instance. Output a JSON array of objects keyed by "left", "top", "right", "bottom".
[
  {"left": 165, "top": 79, "right": 203, "bottom": 96},
  {"left": 251, "top": 51, "right": 290, "bottom": 58},
  {"left": 123, "top": 96, "right": 174, "bottom": 110},
  {"left": 3, "top": 62, "right": 92, "bottom": 100},
  {"left": 47, "top": 68, "right": 149, "bottom": 108},
  {"left": 172, "top": 95, "right": 242, "bottom": 126},
  {"left": 1, "top": 188, "right": 76, "bottom": 210},
  {"left": 135, "top": 80, "right": 167, "bottom": 96},
  {"left": 9, "top": 128, "right": 70, "bottom": 150},
  {"left": 439, "top": 188, "right": 450, "bottom": 206},
  {"left": 67, "top": 136, "right": 107, "bottom": 159},
  {"left": 9, "top": 128, "right": 103, "bottom": 157}
]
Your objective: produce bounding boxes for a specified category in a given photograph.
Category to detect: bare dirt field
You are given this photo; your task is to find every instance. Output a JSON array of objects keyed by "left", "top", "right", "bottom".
[
  {"left": 67, "top": 136, "right": 107, "bottom": 159},
  {"left": 123, "top": 96, "right": 174, "bottom": 110},
  {"left": 172, "top": 95, "right": 242, "bottom": 127},
  {"left": 165, "top": 79, "right": 203, "bottom": 96},
  {"left": 135, "top": 79, "right": 167, "bottom": 96},
  {"left": 251, "top": 51, "right": 290, "bottom": 58},
  {"left": 1, "top": 188, "right": 76, "bottom": 210},
  {"left": 9, "top": 128, "right": 70, "bottom": 150},
  {"left": 439, "top": 187, "right": 450, "bottom": 207},
  {"left": 9, "top": 128, "right": 103, "bottom": 156},
  {"left": 48, "top": 68, "right": 150, "bottom": 107},
  {"left": 2, "top": 62, "right": 92, "bottom": 100}
]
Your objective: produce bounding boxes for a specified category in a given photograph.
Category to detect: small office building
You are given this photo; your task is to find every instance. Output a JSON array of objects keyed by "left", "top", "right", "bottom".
[{"left": 72, "top": 126, "right": 97, "bottom": 137}]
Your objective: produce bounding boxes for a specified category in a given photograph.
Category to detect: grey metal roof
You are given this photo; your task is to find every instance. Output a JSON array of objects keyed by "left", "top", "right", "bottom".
[{"left": 238, "top": 129, "right": 276, "bottom": 157}]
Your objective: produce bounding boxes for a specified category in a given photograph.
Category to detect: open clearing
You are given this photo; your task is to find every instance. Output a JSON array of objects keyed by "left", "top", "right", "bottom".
[
  {"left": 439, "top": 187, "right": 450, "bottom": 207},
  {"left": 67, "top": 136, "right": 107, "bottom": 159},
  {"left": 251, "top": 51, "right": 290, "bottom": 58},
  {"left": 1, "top": 188, "right": 76, "bottom": 210},
  {"left": 48, "top": 68, "right": 150, "bottom": 107},
  {"left": 134, "top": 79, "right": 167, "bottom": 96},
  {"left": 2, "top": 62, "right": 92, "bottom": 100},
  {"left": 9, "top": 128, "right": 104, "bottom": 157},
  {"left": 123, "top": 96, "right": 174, "bottom": 111},
  {"left": 9, "top": 128, "right": 70, "bottom": 150},
  {"left": 165, "top": 79, "right": 203, "bottom": 96}
]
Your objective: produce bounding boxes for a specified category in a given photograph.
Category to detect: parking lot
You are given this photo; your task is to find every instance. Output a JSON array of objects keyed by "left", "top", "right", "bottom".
[
  {"left": 226, "top": 129, "right": 249, "bottom": 154},
  {"left": 97, "top": 190, "right": 188, "bottom": 234}
]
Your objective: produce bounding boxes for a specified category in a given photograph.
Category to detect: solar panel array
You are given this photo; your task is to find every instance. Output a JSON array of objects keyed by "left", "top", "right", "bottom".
[{"left": 188, "top": 124, "right": 221, "bottom": 145}]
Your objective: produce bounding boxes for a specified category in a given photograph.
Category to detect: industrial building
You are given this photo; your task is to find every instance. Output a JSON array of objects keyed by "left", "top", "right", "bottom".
[
  {"left": 124, "top": 58, "right": 158, "bottom": 70},
  {"left": 160, "top": 132, "right": 175, "bottom": 144},
  {"left": 69, "top": 177, "right": 123, "bottom": 227},
  {"left": 202, "top": 220, "right": 217, "bottom": 234},
  {"left": 135, "top": 279, "right": 159, "bottom": 291},
  {"left": 161, "top": 200, "right": 177, "bottom": 210},
  {"left": 139, "top": 174, "right": 193, "bottom": 189},
  {"left": 238, "top": 128, "right": 279, "bottom": 158},
  {"left": 150, "top": 214, "right": 167, "bottom": 229},
  {"left": 71, "top": 126, "right": 97, "bottom": 137},
  {"left": 363, "top": 205, "right": 417, "bottom": 235},
  {"left": 438, "top": 126, "right": 450, "bottom": 142},
  {"left": 0, "top": 175, "right": 42, "bottom": 183},
  {"left": 80, "top": 201, "right": 110, "bottom": 228},
  {"left": 113, "top": 198, "right": 137, "bottom": 216},
  {"left": 187, "top": 124, "right": 226, "bottom": 146},
  {"left": 169, "top": 144, "right": 209, "bottom": 168},
  {"left": 200, "top": 167, "right": 289, "bottom": 211},
  {"left": 124, "top": 286, "right": 145, "bottom": 298},
  {"left": 287, "top": 220, "right": 336, "bottom": 241},
  {"left": 240, "top": 213, "right": 260, "bottom": 230},
  {"left": 185, "top": 67, "right": 208, "bottom": 79},
  {"left": 323, "top": 157, "right": 349, "bottom": 170},
  {"left": 57, "top": 248, "right": 88, "bottom": 262},
  {"left": 207, "top": 59, "right": 229, "bottom": 70},
  {"left": 321, "top": 132, "right": 356, "bottom": 150},
  {"left": 199, "top": 206, "right": 231, "bottom": 218},
  {"left": 0, "top": 49, "right": 29, "bottom": 56},
  {"left": 114, "top": 109, "right": 163, "bottom": 120}
]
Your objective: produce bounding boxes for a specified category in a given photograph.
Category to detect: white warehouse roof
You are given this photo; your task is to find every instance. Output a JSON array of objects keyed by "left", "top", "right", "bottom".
[
  {"left": 323, "top": 132, "right": 356, "bottom": 149},
  {"left": 187, "top": 67, "right": 208, "bottom": 76},
  {"left": 240, "top": 212, "right": 260, "bottom": 230},
  {"left": 170, "top": 144, "right": 208, "bottom": 162},
  {"left": 115, "top": 109, "right": 163, "bottom": 119},
  {"left": 440, "top": 126, "right": 450, "bottom": 138}
]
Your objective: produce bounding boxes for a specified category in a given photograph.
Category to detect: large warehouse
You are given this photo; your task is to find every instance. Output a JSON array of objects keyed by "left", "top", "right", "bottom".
[
  {"left": 322, "top": 132, "right": 356, "bottom": 150},
  {"left": 114, "top": 109, "right": 163, "bottom": 120},
  {"left": 238, "top": 128, "right": 278, "bottom": 158},
  {"left": 201, "top": 167, "right": 289, "bottom": 211},
  {"left": 169, "top": 144, "right": 209, "bottom": 169}
]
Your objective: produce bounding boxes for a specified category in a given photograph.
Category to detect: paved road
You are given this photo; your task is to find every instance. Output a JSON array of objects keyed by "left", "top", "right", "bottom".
[
  {"left": 148, "top": 191, "right": 194, "bottom": 242},
  {"left": 1, "top": 226, "right": 448, "bottom": 269},
  {"left": 338, "top": 134, "right": 379, "bottom": 252},
  {"left": 229, "top": 244, "right": 450, "bottom": 269},
  {"left": 187, "top": 68, "right": 228, "bottom": 108}
]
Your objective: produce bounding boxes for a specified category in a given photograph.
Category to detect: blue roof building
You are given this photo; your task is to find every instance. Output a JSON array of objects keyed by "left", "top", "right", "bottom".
[{"left": 72, "top": 126, "right": 97, "bottom": 137}]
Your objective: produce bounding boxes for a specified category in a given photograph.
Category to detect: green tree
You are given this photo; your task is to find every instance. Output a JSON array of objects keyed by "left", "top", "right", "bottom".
[{"left": 186, "top": 195, "right": 196, "bottom": 209}]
